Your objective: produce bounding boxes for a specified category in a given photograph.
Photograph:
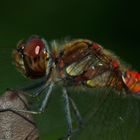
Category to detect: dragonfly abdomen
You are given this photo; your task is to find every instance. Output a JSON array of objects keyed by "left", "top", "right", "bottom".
[{"left": 122, "top": 71, "right": 140, "bottom": 94}]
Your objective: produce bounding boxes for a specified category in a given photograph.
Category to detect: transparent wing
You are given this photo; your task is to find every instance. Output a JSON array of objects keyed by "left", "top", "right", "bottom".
[
  {"left": 14, "top": 77, "right": 140, "bottom": 140},
  {"left": 61, "top": 40, "right": 139, "bottom": 140},
  {"left": 68, "top": 86, "right": 139, "bottom": 140}
]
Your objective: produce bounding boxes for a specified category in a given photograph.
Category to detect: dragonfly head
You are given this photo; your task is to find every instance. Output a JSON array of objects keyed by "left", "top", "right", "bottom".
[
  {"left": 122, "top": 70, "right": 140, "bottom": 94},
  {"left": 13, "top": 35, "right": 51, "bottom": 79}
]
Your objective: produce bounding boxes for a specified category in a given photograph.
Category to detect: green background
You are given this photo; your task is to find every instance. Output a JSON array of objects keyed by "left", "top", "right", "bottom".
[{"left": 0, "top": 0, "right": 140, "bottom": 140}]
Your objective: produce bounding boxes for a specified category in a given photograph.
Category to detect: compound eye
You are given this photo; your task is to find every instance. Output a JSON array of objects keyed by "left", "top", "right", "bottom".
[{"left": 24, "top": 36, "right": 46, "bottom": 57}]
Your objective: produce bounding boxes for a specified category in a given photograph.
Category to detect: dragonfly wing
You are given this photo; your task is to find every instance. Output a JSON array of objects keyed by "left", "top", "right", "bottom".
[
  {"left": 68, "top": 86, "right": 139, "bottom": 140},
  {"left": 62, "top": 41, "right": 139, "bottom": 140}
]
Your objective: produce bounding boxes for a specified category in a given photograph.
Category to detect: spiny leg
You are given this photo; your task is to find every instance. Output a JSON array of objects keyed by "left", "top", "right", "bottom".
[
  {"left": 0, "top": 83, "right": 54, "bottom": 115},
  {"left": 69, "top": 97, "right": 83, "bottom": 128},
  {"left": 30, "top": 83, "right": 49, "bottom": 98},
  {"left": 9, "top": 71, "right": 52, "bottom": 98},
  {"left": 0, "top": 108, "right": 41, "bottom": 115},
  {"left": 63, "top": 87, "right": 73, "bottom": 139},
  {"left": 7, "top": 83, "right": 47, "bottom": 98},
  {"left": 39, "top": 83, "right": 54, "bottom": 112},
  {"left": 21, "top": 72, "right": 51, "bottom": 92}
]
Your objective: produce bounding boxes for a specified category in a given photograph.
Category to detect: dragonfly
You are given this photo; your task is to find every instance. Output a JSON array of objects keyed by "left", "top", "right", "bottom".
[{"left": 1, "top": 35, "right": 140, "bottom": 140}]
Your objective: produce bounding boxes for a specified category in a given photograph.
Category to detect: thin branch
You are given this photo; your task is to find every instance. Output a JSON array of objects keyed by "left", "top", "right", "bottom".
[{"left": 0, "top": 90, "right": 39, "bottom": 140}]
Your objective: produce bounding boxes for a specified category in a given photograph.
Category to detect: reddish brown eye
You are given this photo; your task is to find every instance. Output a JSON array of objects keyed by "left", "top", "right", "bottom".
[
  {"left": 13, "top": 36, "right": 49, "bottom": 79},
  {"left": 24, "top": 36, "right": 46, "bottom": 57}
]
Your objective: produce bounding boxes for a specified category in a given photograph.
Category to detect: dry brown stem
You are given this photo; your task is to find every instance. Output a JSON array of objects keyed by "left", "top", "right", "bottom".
[{"left": 0, "top": 90, "right": 39, "bottom": 140}]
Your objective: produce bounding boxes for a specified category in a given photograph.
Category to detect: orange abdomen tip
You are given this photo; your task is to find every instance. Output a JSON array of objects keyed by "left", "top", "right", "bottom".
[{"left": 123, "top": 71, "right": 140, "bottom": 93}]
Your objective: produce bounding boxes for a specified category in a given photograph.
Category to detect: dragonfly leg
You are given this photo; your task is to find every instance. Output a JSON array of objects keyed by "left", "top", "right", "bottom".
[
  {"left": 69, "top": 97, "right": 83, "bottom": 128},
  {"left": 63, "top": 87, "right": 73, "bottom": 138},
  {"left": 31, "top": 83, "right": 50, "bottom": 98},
  {"left": 6, "top": 88, "right": 42, "bottom": 98},
  {"left": 0, "top": 83, "right": 54, "bottom": 115},
  {"left": 61, "top": 88, "right": 84, "bottom": 140},
  {"left": 39, "top": 83, "right": 54, "bottom": 112},
  {"left": 0, "top": 108, "right": 42, "bottom": 115},
  {"left": 31, "top": 80, "right": 53, "bottom": 98}
]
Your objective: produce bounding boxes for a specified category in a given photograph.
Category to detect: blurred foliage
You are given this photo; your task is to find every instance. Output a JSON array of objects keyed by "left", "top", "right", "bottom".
[{"left": 0, "top": 0, "right": 140, "bottom": 139}]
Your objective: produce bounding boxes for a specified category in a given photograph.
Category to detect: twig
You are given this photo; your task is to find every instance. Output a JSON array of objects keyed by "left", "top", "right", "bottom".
[{"left": 0, "top": 90, "right": 39, "bottom": 140}]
